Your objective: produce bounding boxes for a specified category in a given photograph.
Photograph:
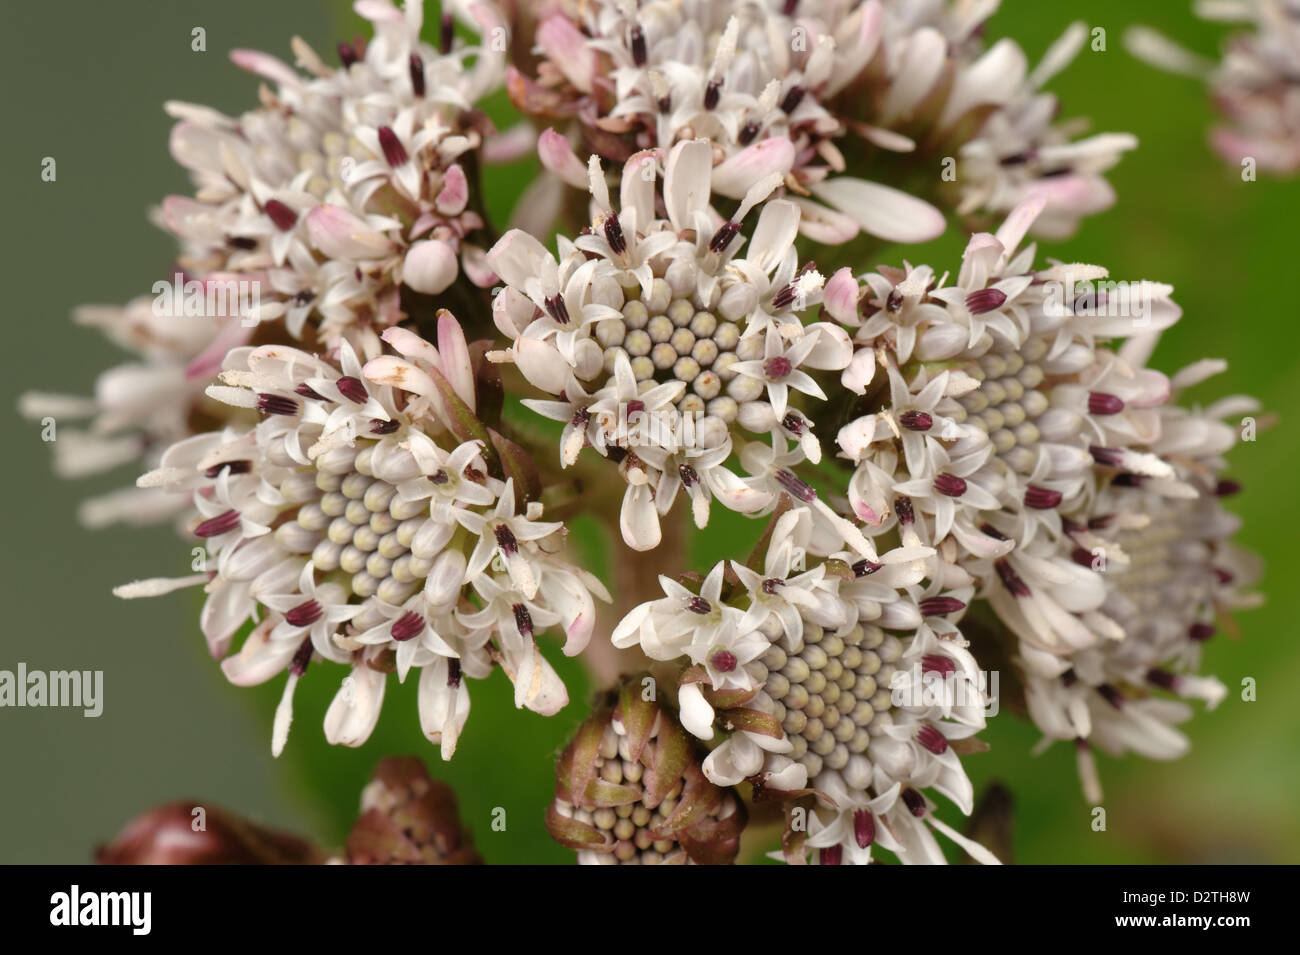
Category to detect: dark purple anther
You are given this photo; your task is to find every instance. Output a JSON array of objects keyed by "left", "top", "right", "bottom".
[
  {"left": 545, "top": 294, "right": 571, "bottom": 325},
  {"left": 901, "top": 788, "right": 927, "bottom": 817},
  {"left": 709, "top": 220, "right": 740, "bottom": 254},
  {"left": 1088, "top": 392, "right": 1125, "bottom": 415},
  {"left": 965, "top": 288, "right": 1007, "bottom": 314},
  {"left": 264, "top": 199, "right": 298, "bottom": 231},
  {"left": 514, "top": 603, "right": 534, "bottom": 638},
  {"left": 1024, "top": 485, "right": 1062, "bottom": 509},
  {"left": 378, "top": 126, "right": 409, "bottom": 166},
  {"left": 286, "top": 599, "right": 323, "bottom": 628},
  {"left": 780, "top": 85, "right": 805, "bottom": 114},
  {"left": 922, "top": 654, "right": 956, "bottom": 677},
  {"left": 1097, "top": 684, "right": 1124, "bottom": 709},
  {"left": 391, "top": 611, "right": 424, "bottom": 642},
  {"left": 604, "top": 215, "right": 626, "bottom": 255},
  {"left": 337, "top": 42, "right": 357, "bottom": 68},
  {"left": 765, "top": 356, "right": 793, "bottom": 380},
  {"left": 916, "top": 724, "right": 948, "bottom": 755},
  {"left": 1146, "top": 668, "right": 1179, "bottom": 692},
  {"left": 194, "top": 510, "right": 240, "bottom": 538},
  {"left": 336, "top": 376, "right": 368, "bottom": 404},
  {"left": 775, "top": 469, "right": 817, "bottom": 503},
  {"left": 979, "top": 522, "right": 1009, "bottom": 541},
  {"left": 258, "top": 393, "right": 300, "bottom": 416},
  {"left": 995, "top": 559, "right": 1031, "bottom": 597},
  {"left": 899, "top": 410, "right": 933, "bottom": 431},
  {"left": 686, "top": 596, "right": 712, "bottom": 615},
  {"left": 494, "top": 524, "right": 519, "bottom": 556},
  {"left": 370, "top": 419, "right": 400, "bottom": 435},
  {"left": 409, "top": 54, "right": 426, "bottom": 96},
  {"left": 934, "top": 472, "right": 967, "bottom": 497},
  {"left": 852, "top": 559, "right": 882, "bottom": 578},
  {"left": 710, "top": 650, "right": 737, "bottom": 672},
  {"left": 704, "top": 78, "right": 721, "bottom": 110},
  {"left": 853, "top": 810, "right": 875, "bottom": 849},
  {"left": 919, "top": 596, "right": 967, "bottom": 616},
  {"left": 1070, "top": 547, "right": 1098, "bottom": 569},
  {"left": 440, "top": 13, "right": 455, "bottom": 54},
  {"left": 290, "top": 637, "right": 314, "bottom": 676},
  {"left": 1089, "top": 445, "right": 1123, "bottom": 466},
  {"left": 895, "top": 495, "right": 915, "bottom": 525}
]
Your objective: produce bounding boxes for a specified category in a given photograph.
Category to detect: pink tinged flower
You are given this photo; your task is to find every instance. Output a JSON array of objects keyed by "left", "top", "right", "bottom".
[
  {"left": 306, "top": 205, "right": 392, "bottom": 259},
  {"left": 711, "top": 138, "right": 796, "bottom": 199},
  {"left": 403, "top": 240, "right": 458, "bottom": 294},
  {"left": 435, "top": 164, "right": 469, "bottom": 216},
  {"left": 228, "top": 48, "right": 300, "bottom": 88},
  {"left": 825, "top": 0, "right": 884, "bottom": 96},
  {"left": 324, "top": 665, "right": 387, "bottom": 748},
  {"left": 790, "top": 197, "right": 861, "bottom": 244},
  {"left": 808, "top": 177, "right": 946, "bottom": 244},
  {"left": 938, "top": 38, "right": 1028, "bottom": 129},
  {"left": 537, "top": 129, "right": 589, "bottom": 189},
  {"left": 823, "top": 268, "right": 860, "bottom": 325},
  {"left": 538, "top": 15, "right": 596, "bottom": 94}
]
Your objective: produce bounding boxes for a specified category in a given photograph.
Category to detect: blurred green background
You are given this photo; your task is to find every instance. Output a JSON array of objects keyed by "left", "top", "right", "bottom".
[{"left": 1, "top": 0, "right": 1294, "bottom": 864}]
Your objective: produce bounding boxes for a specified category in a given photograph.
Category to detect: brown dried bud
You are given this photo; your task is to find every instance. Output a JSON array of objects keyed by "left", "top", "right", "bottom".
[
  {"left": 546, "top": 676, "right": 746, "bottom": 864},
  {"left": 345, "top": 756, "right": 483, "bottom": 865},
  {"left": 96, "top": 801, "right": 324, "bottom": 865}
]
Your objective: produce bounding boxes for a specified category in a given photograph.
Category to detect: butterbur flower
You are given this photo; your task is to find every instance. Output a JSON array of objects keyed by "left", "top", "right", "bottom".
[
  {"left": 1128, "top": 1, "right": 1300, "bottom": 174},
  {"left": 160, "top": 0, "right": 506, "bottom": 344},
  {"left": 115, "top": 324, "right": 609, "bottom": 758},
  {"left": 546, "top": 680, "right": 746, "bottom": 864},
  {"left": 489, "top": 140, "right": 850, "bottom": 550}
]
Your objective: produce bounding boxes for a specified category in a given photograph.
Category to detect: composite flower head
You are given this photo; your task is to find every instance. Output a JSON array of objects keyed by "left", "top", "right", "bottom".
[
  {"left": 823, "top": 197, "right": 1260, "bottom": 797},
  {"left": 611, "top": 503, "right": 1000, "bottom": 864},
  {"left": 116, "top": 322, "right": 609, "bottom": 759},
  {"left": 546, "top": 679, "right": 746, "bottom": 864},
  {"left": 1128, "top": 0, "right": 1300, "bottom": 174},
  {"left": 488, "top": 139, "right": 852, "bottom": 550},
  {"left": 161, "top": 0, "right": 507, "bottom": 344}
]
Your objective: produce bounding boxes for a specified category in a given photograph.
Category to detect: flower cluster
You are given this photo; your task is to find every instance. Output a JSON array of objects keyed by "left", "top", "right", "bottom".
[
  {"left": 163, "top": 0, "right": 507, "bottom": 343},
  {"left": 489, "top": 140, "right": 854, "bottom": 549},
  {"left": 512, "top": 0, "right": 1133, "bottom": 242},
  {"left": 822, "top": 198, "right": 1259, "bottom": 799},
  {"left": 28, "top": 0, "right": 1261, "bottom": 866},
  {"left": 117, "top": 323, "right": 608, "bottom": 758},
  {"left": 1129, "top": 0, "right": 1300, "bottom": 174}
]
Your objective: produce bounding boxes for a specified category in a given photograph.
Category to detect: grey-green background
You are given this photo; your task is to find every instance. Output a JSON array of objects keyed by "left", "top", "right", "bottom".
[{"left": 2, "top": 0, "right": 1295, "bottom": 863}]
